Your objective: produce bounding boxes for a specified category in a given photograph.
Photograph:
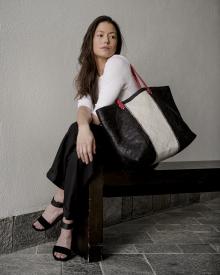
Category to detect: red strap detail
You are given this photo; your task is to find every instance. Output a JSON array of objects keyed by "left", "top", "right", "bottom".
[
  {"left": 130, "top": 65, "right": 142, "bottom": 89},
  {"left": 130, "top": 64, "right": 152, "bottom": 95},
  {"left": 115, "top": 99, "right": 125, "bottom": 109}
]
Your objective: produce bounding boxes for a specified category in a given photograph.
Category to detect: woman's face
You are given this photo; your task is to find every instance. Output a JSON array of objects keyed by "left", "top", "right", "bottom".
[{"left": 93, "top": 21, "right": 118, "bottom": 61}]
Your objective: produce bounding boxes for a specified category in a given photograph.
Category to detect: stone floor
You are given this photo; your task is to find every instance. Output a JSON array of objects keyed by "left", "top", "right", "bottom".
[{"left": 0, "top": 196, "right": 220, "bottom": 275}]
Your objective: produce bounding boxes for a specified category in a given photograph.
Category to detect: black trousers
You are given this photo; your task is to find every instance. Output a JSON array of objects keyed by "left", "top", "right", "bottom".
[{"left": 46, "top": 122, "right": 123, "bottom": 221}]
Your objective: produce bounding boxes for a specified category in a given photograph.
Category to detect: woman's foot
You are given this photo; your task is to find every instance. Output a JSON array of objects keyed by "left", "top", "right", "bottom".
[
  {"left": 53, "top": 217, "right": 74, "bottom": 260},
  {"left": 32, "top": 191, "right": 64, "bottom": 230}
]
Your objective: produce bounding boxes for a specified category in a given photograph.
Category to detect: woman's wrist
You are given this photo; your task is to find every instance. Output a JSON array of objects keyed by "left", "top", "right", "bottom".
[
  {"left": 78, "top": 123, "right": 90, "bottom": 131},
  {"left": 77, "top": 106, "right": 92, "bottom": 129}
]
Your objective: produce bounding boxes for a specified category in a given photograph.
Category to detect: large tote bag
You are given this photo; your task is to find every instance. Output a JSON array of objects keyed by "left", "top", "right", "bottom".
[{"left": 96, "top": 65, "right": 196, "bottom": 170}]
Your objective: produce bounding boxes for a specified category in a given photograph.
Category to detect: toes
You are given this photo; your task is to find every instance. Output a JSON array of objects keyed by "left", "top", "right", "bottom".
[
  {"left": 54, "top": 252, "right": 66, "bottom": 259},
  {"left": 33, "top": 221, "right": 44, "bottom": 230}
]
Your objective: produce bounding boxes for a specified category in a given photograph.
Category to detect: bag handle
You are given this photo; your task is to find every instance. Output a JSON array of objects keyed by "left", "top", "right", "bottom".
[
  {"left": 115, "top": 64, "right": 152, "bottom": 109},
  {"left": 130, "top": 64, "right": 152, "bottom": 95}
]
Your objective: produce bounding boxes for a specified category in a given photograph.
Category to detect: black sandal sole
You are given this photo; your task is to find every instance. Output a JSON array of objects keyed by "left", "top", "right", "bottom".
[
  {"left": 52, "top": 244, "right": 76, "bottom": 261},
  {"left": 52, "top": 220, "right": 75, "bottom": 261}
]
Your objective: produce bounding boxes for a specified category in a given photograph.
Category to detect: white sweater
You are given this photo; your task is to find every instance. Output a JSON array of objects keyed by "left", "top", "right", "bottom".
[{"left": 77, "top": 54, "right": 140, "bottom": 115}]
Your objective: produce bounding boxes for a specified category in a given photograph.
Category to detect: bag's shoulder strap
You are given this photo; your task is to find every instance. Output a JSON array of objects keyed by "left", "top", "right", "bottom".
[
  {"left": 130, "top": 64, "right": 152, "bottom": 95},
  {"left": 115, "top": 64, "right": 153, "bottom": 108}
]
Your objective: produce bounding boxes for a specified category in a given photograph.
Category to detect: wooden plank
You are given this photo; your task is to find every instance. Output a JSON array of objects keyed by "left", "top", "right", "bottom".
[
  {"left": 87, "top": 167, "right": 104, "bottom": 262},
  {"left": 155, "top": 160, "right": 220, "bottom": 170},
  {"left": 102, "top": 161, "right": 220, "bottom": 197}
]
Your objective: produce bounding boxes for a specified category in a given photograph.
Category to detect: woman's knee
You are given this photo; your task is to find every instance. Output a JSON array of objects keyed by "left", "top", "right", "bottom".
[{"left": 68, "top": 121, "right": 78, "bottom": 132}]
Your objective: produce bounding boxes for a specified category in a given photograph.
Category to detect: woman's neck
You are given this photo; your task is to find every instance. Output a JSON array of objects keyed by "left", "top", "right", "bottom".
[{"left": 95, "top": 57, "right": 108, "bottom": 76}]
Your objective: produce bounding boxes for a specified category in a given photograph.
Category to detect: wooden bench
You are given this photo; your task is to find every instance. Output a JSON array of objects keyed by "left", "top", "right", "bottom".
[{"left": 73, "top": 160, "right": 220, "bottom": 262}]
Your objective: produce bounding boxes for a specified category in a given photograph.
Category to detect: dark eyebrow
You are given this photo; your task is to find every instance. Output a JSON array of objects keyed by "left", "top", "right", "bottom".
[{"left": 96, "top": 30, "right": 116, "bottom": 34}]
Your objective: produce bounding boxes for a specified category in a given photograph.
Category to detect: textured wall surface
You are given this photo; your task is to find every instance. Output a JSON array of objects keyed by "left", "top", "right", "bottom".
[{"left": 0, "top": 0, "right": 220, "bottom": 219}]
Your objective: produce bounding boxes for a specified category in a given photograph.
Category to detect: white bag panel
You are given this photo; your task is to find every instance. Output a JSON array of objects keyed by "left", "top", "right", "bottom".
[{"left": 125, "top": 91, "right": 179, "bottom": 163}]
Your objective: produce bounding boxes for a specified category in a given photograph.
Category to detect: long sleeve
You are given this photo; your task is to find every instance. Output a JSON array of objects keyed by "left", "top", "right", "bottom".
[
  {"left": 92, "top": 55, "right": 130, "bottom": 114},
  {"left": 77, "top": 94, "right": 93, "bottom": 111}
]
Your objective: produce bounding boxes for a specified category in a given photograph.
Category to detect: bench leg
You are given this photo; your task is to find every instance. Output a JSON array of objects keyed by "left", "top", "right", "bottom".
[
  {"left": 74, "top": 169, "right": 104, "bottom": 262},
  {"left": 87, "top": 169, "right": 104, "bottom": 262}
]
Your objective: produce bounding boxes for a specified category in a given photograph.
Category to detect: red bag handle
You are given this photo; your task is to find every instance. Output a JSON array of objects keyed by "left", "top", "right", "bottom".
[
  {"left": 130, "top": 64, "right": 152, "bottom": 95},
  {"left": 115, "top": 64, "right": 152, "bottom": 109}
]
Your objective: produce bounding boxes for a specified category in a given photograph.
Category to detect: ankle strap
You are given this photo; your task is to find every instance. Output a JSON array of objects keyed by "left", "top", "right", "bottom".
[
  {"left": 51, "top": 197, "right": 63, "bottom": 208},
  {"left": 61, "top": 220, "right": 74, "bottom": 230}
]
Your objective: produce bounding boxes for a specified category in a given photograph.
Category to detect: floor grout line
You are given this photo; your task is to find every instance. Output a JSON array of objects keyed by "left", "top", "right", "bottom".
[
  {"left": 99, "top": 260, "right": 105, "bottom": 275},
  {"left": 143, "top": 253, "right": 157, "bottom": 275}
]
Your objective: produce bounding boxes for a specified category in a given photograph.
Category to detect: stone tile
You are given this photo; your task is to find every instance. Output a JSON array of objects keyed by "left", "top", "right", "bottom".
[
  {"left": 37, "top": 242, "right": 55, "bottom": 254},
  {"left": 152, "top": 194, "right": 171, "bottom": 211},
  {"left": 146, "top": 230, "right": 203, "bottom": 244},
  {"left": 179, "top": 203, "right": 211, "bottom": 212},
  {"left": 195, "top": 231, "right": 220, "bottom": 244},
  {"left": 104, "top": 220, "right": 156, "bottom": 235},
  {"left": 196, "top": 216, "right": 220, "bottom": 225},
  {"left": 201, "top": 202, "right": 220, "bottom": 211},
  {"left": 200, "top": 192, "right": 220, "bottom": 202},
  {"left": 124, "top": 215, "right": 157, "bottom": 225},
  {"left": 0, "top": 217, "right": 13, "bottom": 254},
  {"left": 196, "top": 212, "right": 220, "bottom": 220},
  {"left": 135, "top": 243, "right": 181, "bottom": 253},
  {"left": 13, "top": 211, "right": 46, "bottom": 251},
  {"left": 197, "top": 209, "right": 220, "bottom": 217},
  {"left": 155, "top": 210, "right": 203, "bottom": 219},
  {"left": 132, "top": 195, "right": 153, "bottom": 217},
  {"left": 121, "top": 196, "right": 133, "bottom": 220},
  {"left": 205, "top": 204, "right": 220, "bottom": 211},
  {"left": 103, "top": 244, "right": 137, "bottom": 254},
  {"left": 163, "top": 210, "right": 203, "bottom": 218},
  {"left": 0, "top": 254, "right": 61, "bottom": 275},
  {"left": 155, "top": 224, "right": 217, "bottom": 233},
  {"left": 213, "top": 225, "right": 220, "bottom": 232},
  {"left": 100, "top": 254, "right": 154, "bottom": 274},
  {"left": 170, "top": 193, "right": 190, "bottom": 207},
  {"left": 210, "top": 243, "right": 220, "bottom": 253},
  {"left": 104, "top": 230, "right": 153, "bottom": 245},
  {"left": 1, "top": 195, "right": 220, "bottom": 274},
  {"left": 203, "top": 198, "right": 220, "bottom": 205},
  {"left": 13, "top": 246, "right": 36, "bottom": 254},
  {"left": 145, "top": 253, "right": 220, "bottom": 274},
  {"left": 177, "top": 243, "right": 217, "bottom": 253},
  {"left": 63, "top": 256, "right": 102, "bottom": 274},
  {"left": 200, "top": 192, "right": 219, "bottom": 202},
  {"left": 167, "top": 207, "right": 201, "bottom": 213},
  {"left": 103, "top": 197, "right": 122, "bottom": 226},
  {"left": 188, "top": 192, "right": 200, "bottom": 203},
  {"left": 153, "top": 213, "right": 200, "bottom": 225},
  {"left": 209, "top": 196, "right": 220, "bottom": 202}
]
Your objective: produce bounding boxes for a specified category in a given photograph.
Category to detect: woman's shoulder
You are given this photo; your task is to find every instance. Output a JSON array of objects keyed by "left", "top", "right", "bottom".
[
  {"left": 103, "top": 54, "right": 130, "bottom": 75},
  {"left": 106, "top": 54, "right": 130, "bottom": 66}
]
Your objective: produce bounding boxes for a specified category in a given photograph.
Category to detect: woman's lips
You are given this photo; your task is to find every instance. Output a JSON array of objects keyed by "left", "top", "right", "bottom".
[{"left": 101, "top": 47, "right": 110, "bottom": 50}]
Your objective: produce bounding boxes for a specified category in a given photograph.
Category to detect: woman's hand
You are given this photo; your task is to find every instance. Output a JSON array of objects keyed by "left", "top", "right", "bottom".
[{"left": 76, "top": 124, "right": 96, "bottom": 165}]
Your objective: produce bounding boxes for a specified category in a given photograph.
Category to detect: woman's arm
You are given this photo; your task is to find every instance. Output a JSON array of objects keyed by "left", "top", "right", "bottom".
[
  {"left": 76, "top": 106, "right": 96, "bottom": 164},
  {"left": 91, "top": 55, "right": 129, "bottom": 121}
]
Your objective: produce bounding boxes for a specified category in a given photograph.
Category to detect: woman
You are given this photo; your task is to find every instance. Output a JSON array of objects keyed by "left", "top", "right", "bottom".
[{"left": 32, "top": 15, "right": 140, "bottom": 261}]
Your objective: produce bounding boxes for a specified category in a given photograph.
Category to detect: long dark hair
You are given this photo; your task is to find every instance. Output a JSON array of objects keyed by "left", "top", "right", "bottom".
[{"left": 74, "top": 15, "right": 124, "bottom": 107}]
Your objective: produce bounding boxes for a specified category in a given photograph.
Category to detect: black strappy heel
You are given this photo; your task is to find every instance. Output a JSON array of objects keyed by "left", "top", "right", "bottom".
[
  {"left": 52, "top": 220, "right": 76, "bottom": 261},
  {"left": 32, "top": 197, "right": 64, "bottom": 231}
]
